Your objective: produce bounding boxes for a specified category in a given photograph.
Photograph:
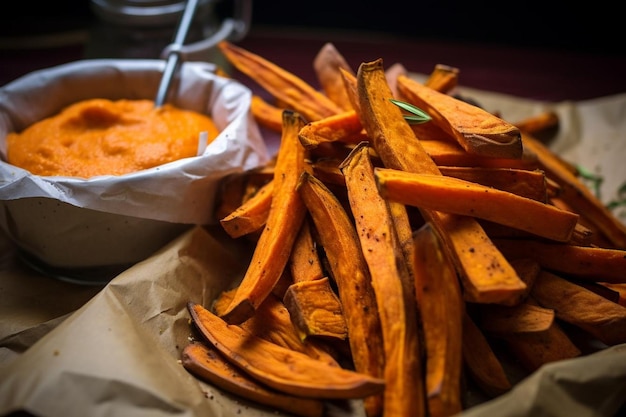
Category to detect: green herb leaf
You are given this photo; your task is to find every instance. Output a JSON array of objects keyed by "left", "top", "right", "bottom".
[
  {"left": 606, "top": 182, "right": 626, "bottom": 211},
  {"left": 576, "top": 164, "right": 603, "bottom": 199},
  {"left": 390, "top": 98, "right": 431, "bottom": 125},
  {"left": 577, "top": 167, "right": 626, "bottom": 220},
  {"left": 606, "top": 199, "right": 626, "bottom": 210}
]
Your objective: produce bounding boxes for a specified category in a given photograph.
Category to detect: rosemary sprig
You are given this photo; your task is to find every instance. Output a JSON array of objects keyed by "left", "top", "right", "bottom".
[
  {"left": 577, "top": 165, "right": 626, "bottom": 220},
  {"left": 390, "top": 99, "right": 431, "bottom": 125},
  {"left": 607, "top": 182, "right": 626, "bottom": 212},
  {"left": 577, "top": 165, "right": 603, "bottom": 199}
]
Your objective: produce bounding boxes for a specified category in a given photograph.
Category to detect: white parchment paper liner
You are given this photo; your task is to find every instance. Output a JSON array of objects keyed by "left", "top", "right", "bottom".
[{"left": 0, "top": 59, "right": 270, "bottom": 224}]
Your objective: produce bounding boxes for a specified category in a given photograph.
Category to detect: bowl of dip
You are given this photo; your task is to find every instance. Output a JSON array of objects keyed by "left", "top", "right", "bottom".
[{"left": 0, "top": 59, "right": 269, "bottom": 284}]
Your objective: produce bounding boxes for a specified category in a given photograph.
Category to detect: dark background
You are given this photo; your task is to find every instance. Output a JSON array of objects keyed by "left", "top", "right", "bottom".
[
  {"left": 2, "top": 0, "right": 626, "bottom": 102},
  {"left": 246, "top": 0, "right": 624, "bottom": 56},
  {"left": 1, "top": 0, "right": 624, "bottom": 55}
]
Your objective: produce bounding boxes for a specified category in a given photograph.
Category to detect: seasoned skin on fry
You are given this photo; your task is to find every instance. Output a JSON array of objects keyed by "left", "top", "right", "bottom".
[
  {"left": 188, "top": 302, "right": 385, "bottom": 399},
  {"left": 182, "top": 342, "right": 326, "bottom": 417}
]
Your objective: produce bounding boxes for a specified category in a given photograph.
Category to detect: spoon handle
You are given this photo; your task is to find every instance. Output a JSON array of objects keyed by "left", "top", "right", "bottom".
[{"left": 155, "top": 0, "right": 200, "bottom": 107}]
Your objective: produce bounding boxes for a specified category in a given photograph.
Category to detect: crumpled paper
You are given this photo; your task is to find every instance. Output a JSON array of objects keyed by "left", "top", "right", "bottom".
[
  {"left": 0, "top": 78, "right": 625, "bottom": 417},
  {"left": 1, "top": 226, "right": 625, "bottom": 417},
  {"left": 0, "top": 59, "right": 270, "bottom": 224}
]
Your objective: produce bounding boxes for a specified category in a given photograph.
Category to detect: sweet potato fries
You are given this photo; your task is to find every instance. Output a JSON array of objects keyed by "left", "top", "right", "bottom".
[{"left": 181, "top": 41, "right": 626, "bottom": 417}]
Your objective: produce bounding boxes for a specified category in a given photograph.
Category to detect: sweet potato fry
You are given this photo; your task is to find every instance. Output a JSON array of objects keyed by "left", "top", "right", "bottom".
[
  {"left": 220, "top": 179, "right": 273, "bottom": 238},
  {"left": 436, "top": 221, "right": 528, "bottom": 304},
  {"left": 522, "top": 132, "right": 626, "bottom": 249},
  {"left": 304, "top": 141, "right": 354, "bottom": 163},
  {"left": 340, "top": 142, "right": 426, "bottom": 417},
  {"left": 601, "top": 283, "right": 626, "bottom": 307},
  {"left": 374, "top": 168, "right": 579, "bottom": 242},
  {"left": 544, "top": 176, "right": 563, "bottom": 198},
  {"left": 461, "top": 311, "right": 512, "bottom": 398},
  {"left": 396, "top": 74, "right": 523, "bottom": 159},
  {"left": 421, "top": 138, "right": 539, "bottom": 170},
  {"left": 424, "top": 64, "right": 459, "bottom": 94},
  {"left": 335, "top": 64, "right": 420, "bottom": 280},
  {"left": 412, "top": 224, "right": 464, "bottom": 417},
  {"left": 530, "top": 270, "right": 626, "bottom": 346},
  {"left": 493, "top": 238, "right": 626, "bottom": 283},
  {"left": 574, "top": 281, "right": 622, "bottom": 304},
  {"left": 513, "top": 110, "right": 560, "bottom": 136},
  {"left": 212, "top": 287, "right": 237, "bottom": 316},
  {"left": 522, "top": 133, "right": 578, "bottom": 175},
  {"left": 251, "top": 95, "right": 284, "bottom": 132},
  {"left": 301, "top": 120, "right": 538, "bottom": 171},
  {"left": 297, "top": 170, "right": 385, "bottom": 417},
  {"left": 313, "top": 42, "right": 355, "bottom": 111},
  {"left": 184, "top": 43, "right": 626, "bottom": 417},
  {"left": 505, "top": 258, "right": 540, "bottom": 305},
  {"left": 243, "top": 163, "right": 276, "bottom": 187},
  {"left": 479, "top": 219, "right": 594, "bottom": 247},
  {"left": 298, "top": 110, "right": 366, "bottom": 150},
  {"left": 213, "top": 173, "right": 250, "bottom": 222},
  {"left": 384, "top": 62, "right": 408, "bottom": 98},
  {"left": 499, "top": 322, "right": 582, "bottom": 373},
  {"left": 219, "top": 111, "right": 308, "bottom": 324},
  {"left": 182, "top": 342, "right": 325, "bottom": 417},
  {"left": 218, "top": 41, "right": 343, "bottom": 121},
  {"left": 357, "top": 63, "right": 438, "bottom": 175},
  {"left": 288, "top": 217, "right": 325, "bottom": 282},
  {"left": 283, "top": 277, "right": 348, "bottom": 341},
  {"left": 478, "top": 302, "right": 555, "bottom": 334},
  {"left": 357, "top": 58, "right": 526, "bottom": 305},
  {"left": 439, "top": 166, "right": 549, "bottom": 202},
  {"left": 311, "top": 158, "right": 347, "bottom": 186},
  {"left": 550, "top": 197, "right": 615, "bottom": 248},
  {"left": 188, "top": 302, "right": 386, "bottom": 399},
  {"left": 339, "top": 66, "right": 360, "bottom": 111},
  {"left": 408, "top": 117, "right": 458, "bottom": 144},
  {"left": 214, "top": 289, "right": 340, "bottom": 367},
  {"left": 387, "top": 197, "right": 420, "bottom": 280}
]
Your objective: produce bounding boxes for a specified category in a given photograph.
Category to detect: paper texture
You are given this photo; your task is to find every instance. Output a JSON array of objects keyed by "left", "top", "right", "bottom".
[
  {"left": 1, "top": 75, "right": 625, "bottom": 417},
  {"left": 1, "top": 226, "right": 625, "bottom": 417}
]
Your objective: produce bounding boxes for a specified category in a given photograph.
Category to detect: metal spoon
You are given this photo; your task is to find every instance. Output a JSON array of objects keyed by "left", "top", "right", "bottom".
[{"left": 154, "top": 0, "right": 200, "bottom": 107}]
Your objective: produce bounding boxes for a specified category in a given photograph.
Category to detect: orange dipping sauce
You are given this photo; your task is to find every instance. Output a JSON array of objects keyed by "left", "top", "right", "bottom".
[{"left": 6, "top": 98, "right": 220, "bottom": 178}]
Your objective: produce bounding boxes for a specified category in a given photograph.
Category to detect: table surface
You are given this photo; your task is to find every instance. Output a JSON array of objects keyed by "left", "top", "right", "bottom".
[{"left": 2, "top": 25, "right": 626, "bottom": 103}]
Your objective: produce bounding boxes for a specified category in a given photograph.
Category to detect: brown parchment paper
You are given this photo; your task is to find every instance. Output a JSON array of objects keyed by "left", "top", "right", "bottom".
[
  {"left": 1, "top": 85, "right": 625, "bottom": 417},
  {"left": 0, "top": 226, "right": 365, "bottom": 417}
]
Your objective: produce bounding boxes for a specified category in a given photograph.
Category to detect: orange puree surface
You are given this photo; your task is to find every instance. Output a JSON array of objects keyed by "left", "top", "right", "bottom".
[{"left": 6, "top": 98, "right": 220, "bottom": 178}]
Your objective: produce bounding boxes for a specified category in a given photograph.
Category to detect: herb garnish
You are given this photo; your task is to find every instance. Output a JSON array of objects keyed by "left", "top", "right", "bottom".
[
  {"left": 607, "top": 182, "right": 626, "bottom": 213},
  {"left": 390, "top": 99, "right": 431, "bottom": 125},
  {"left": 577, "top": 165, "right": 603, "bottom": 198},
  {"left": 577, "top": 165, "right": 626, "bottom": 221}
]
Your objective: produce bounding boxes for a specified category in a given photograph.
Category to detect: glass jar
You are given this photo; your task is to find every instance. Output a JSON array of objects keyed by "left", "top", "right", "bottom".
[{"left": 86, "top": 0, "right": 219, "bottom": 60}]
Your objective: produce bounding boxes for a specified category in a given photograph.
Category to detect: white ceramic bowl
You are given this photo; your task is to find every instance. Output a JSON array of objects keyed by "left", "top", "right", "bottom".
[{"left": 0, "top": 59, "right": 269, "bottom": 284}]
